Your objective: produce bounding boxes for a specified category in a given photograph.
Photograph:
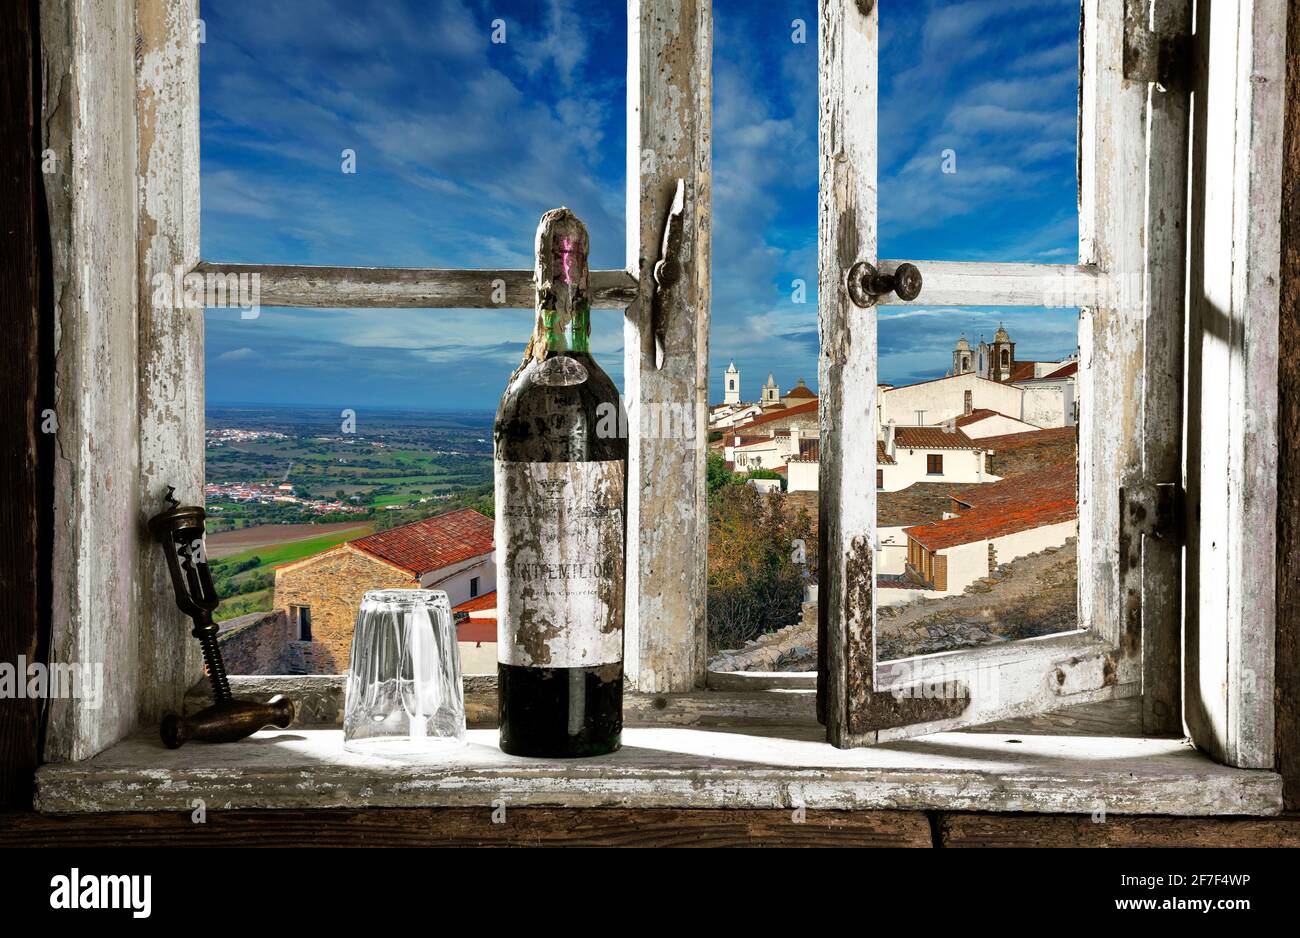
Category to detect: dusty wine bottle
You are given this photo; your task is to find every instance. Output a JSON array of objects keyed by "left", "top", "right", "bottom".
[{"left": 494, "top": 208, "right": 626, "bottom": 758}]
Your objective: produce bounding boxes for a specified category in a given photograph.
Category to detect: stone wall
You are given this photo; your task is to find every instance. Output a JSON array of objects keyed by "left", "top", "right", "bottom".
[
  {"left": 273, "top": 547, "right": 416, "bottom": 673},
  {"left": 218, "top": 610, "right": 293, "bottom": 675}
]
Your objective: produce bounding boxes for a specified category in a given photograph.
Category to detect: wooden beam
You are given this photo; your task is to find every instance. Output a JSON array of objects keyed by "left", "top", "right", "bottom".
[
  {"left": 939, "top": 812, "right": 1300, "bottom": 848},
  {"left": 874, "top": 261, "right": 1102, "bottom": 308},
  {"left": 0, "top": 808, "right": 932, "bottom": 848},
  {"left": 135, "top": 0, "right": 204, "bottom": 733},
  {"left": 1078, "top": 0, "right": 1149, "bottom": 681},
  {"left": 1185, "top": 0, "right": 1284, "bottom": 769},
  {"left": 622, "top": 0, "right": 712, "bottom": 693},
  {"left": 1276, "top": 0, "right": 1300, "bottom": 811},
  {"left": 1136, "top": 0, "right": 1192, "bottom": 736},
  {"left": 193, "top": 262, "right": 639, "bottom": 309},
  {"left": 817, "top": 0, "right": 880, "bottom": 747},
  {"left": 0, "top": 0, "right": 44, "bottom": 809},
  {"left": 40, "top": 0, "right": 144, "bottom": 762}
]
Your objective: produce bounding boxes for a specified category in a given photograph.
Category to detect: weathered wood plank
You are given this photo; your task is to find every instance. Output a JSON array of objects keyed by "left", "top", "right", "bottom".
[
  {"left": 971, "top": 695, "right": 1145, "bottom": 737},
  {"left": 41, "top": 0, "right": 144, "bottom": 762},
  {"left": 135, "top": 0, "right": 205, "bottom": 734},
  {"left": 1185, "top": 0, "right": 1284, "bottom": 769},
  {"left": 874, "top": 261, "right": 1100, "bottom": 308},
  {"left": 817, "top": 0, "right": 879, "bottom": 747},
  {"left": 622, "top": 0, "right": 711, "bottom": 693},
  {"left": 32, "top": 726, "right": 1283, "bottom": 816},
  {"left": 939, "top": 812, "right": 1300, "bottom": 848},
  {"left": 1078, "top": 0, "right": 1149, "bottom": 677},
  {"left": 0, "top": 807, "right": 933, "bottom": 848},
  {"left": 1278, "top": 0, "right": 1300, "bottom": 811},
  {"left": 0, "top": 0, "right": 45, "bottom": 808},
  {"left": 1136, "top": 0, "right": 1191, "bottom": 735},
  {"left": 192, "top": 262, "right": 638, "bottom": 309}
]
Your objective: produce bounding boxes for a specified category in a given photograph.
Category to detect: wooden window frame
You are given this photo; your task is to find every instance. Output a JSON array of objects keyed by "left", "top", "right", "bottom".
[
  {"left": 810, "top": 0, "right": 1283, "bottom": 766},
  {"left": 34, "top": 0, "right": 1286, "bottom": 811},
  {"left": 38, "top": 0, "right": 711, "bottom": 765},
  {"left": 925, "top": 454, "right": 943, "bottom": 476}
]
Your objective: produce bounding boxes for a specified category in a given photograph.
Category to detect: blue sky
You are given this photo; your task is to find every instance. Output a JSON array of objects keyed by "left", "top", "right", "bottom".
[{"left": 202, "top": 0, "right": 1081, "bottom": 410}]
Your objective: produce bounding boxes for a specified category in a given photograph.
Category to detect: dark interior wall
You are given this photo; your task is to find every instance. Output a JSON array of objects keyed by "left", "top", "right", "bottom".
[
  {"left": 0, "top": 0, "right": 47, "bottom": 809},
  {"left": 1277, "top": 0, "right": 1300, "bottom": 812}
]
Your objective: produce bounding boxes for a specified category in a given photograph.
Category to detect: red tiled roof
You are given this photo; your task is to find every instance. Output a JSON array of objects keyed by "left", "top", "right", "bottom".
[
  {"left": 876, "top": 440, "right": 896, "bottom": 465},
  {"left": 732, "top": 398, "right": 818, "bottom": 431},
  {"left": 953, "top": 408, "right": 1007, "bottom": 427},
  {"left": 349, "top": 508, "right": 494, "bottom": 577},
  {"left": 893, "top": 426, "right": 983, "bottom": 451},
  {"left": 903, "top": 469, "right": 1076, "bottom": 551},
  {"left": 734, "top": 435, "right": 775, "bottom": 449},
  {"left": 454, "top": 590, "right": 496, "bottom": 644},
  {"left": 1042, "top": 361, "right": 1078, "bottom": 379},
  {"left": 1007, "top": 361, "right": 1044, "bottom": 383},
  {"left": 975, "top": 426, "right": 1077, "bottom": 452},
  {"left": 784, "top": 383, "right": 817, "bottom": 399}
]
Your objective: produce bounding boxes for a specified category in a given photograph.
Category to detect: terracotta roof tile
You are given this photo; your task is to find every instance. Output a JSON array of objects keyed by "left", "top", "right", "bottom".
[
  {"left": 953, "top": 408, "right": 1005, "bottom": 427},
  {"left": 1007, "top": 361, "right": 1043, "bottom": 382},
  {"left": 349, "top": 508, "right": 494, "bottom": 577},
  {"left": 1042, "top": 361, "right": 1078, "bottom": 379},
  {"left": 454, "top": 590, "right": 496, "bottom": 644},
  {"left": 877, "top": 482, "right": 973, "bottom": 527},
  {"left": 732, "top": 399, "right": 818, "bottom": 431},
  {"left": 893, "top": 426, "right": 983, "bottom": 450},
  {"left": 903, "top": 469, "right": 1076, "bottom": 550},
  {"left": 876, "top": 440, "right": 896, "bottom": 465}
]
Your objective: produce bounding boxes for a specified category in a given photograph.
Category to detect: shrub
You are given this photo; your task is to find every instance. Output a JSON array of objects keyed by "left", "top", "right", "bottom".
[{"left": 707, "top": 486, "right": 816, "bottom": 653}]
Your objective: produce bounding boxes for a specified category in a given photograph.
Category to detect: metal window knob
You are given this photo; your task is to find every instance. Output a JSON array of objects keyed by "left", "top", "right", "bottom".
[{"left": 846, "top": 261, "right": 923, "bottom": 307}]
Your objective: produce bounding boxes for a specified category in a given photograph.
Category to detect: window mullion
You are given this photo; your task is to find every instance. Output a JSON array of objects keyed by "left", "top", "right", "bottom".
[
  {"left": 190, "top": 262, "right": 638, "bottom": 309},
  {"left": 623, "top": 0, "right": 712, "bottom": 694}
]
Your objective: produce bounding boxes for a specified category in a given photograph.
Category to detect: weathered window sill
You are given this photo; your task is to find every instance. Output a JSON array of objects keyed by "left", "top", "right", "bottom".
[{"left": 34, "top": 724, "right": 1282, "bottom": 816}]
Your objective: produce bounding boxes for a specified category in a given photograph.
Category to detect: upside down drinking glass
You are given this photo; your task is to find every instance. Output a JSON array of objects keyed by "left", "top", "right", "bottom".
[{"left": 343, "top": 589, "right": 466, "bottom": 754}]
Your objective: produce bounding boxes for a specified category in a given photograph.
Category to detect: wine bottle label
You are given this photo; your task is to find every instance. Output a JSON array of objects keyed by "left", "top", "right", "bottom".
[{"left": 495, "top": 460, "right": 625, "bottom": 669}]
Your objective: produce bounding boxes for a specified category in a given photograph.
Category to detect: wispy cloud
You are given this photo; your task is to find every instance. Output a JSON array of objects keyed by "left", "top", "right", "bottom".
[{"left": 202, "top": 0, "right": 1081, "bottom": 408}]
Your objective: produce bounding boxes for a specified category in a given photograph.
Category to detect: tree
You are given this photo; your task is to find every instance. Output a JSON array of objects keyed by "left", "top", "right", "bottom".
[
  {"left": 707, "top": 486, "right": 816, "bottom": 653},
  {"left": 706, "top": 451, "right": 736, "bottom": 498}
]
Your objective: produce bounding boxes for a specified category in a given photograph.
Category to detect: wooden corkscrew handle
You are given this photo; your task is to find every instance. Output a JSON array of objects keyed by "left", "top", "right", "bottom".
[{"left": 160, "top": 695, "right": 295, "bottom": 749}]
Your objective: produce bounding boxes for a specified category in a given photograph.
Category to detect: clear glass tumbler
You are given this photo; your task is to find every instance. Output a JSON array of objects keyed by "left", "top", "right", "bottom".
[{"left": 343, "top": 589, "right": 465, "bottom": 754}]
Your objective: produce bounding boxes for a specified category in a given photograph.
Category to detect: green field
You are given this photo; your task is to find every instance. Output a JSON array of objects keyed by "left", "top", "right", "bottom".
[
  {"left": 211, "top": 525, "right": 375, "bottom": 622},
  {"left": 217, "top": 525, "right": 374, "bottom": 570}
]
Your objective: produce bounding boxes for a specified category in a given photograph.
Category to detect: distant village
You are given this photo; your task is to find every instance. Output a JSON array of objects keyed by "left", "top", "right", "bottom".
[
  {"left": 218, "top": 325, "right": 1081, "bottom": 673},
  {"left": 203, "top": 479, "right": 369, "bottom": 516},
  {"left": 709, "top": 325, "right": 1080, "bottom": 604}
]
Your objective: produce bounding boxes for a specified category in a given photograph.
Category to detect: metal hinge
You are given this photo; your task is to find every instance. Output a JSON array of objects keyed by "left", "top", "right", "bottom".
[
  {"left": 1123, "top": 0, "right": 1194, "bottom": 92},
  {"left": 1120, "top": 482, "right": 1186, "bottom": 547}
]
